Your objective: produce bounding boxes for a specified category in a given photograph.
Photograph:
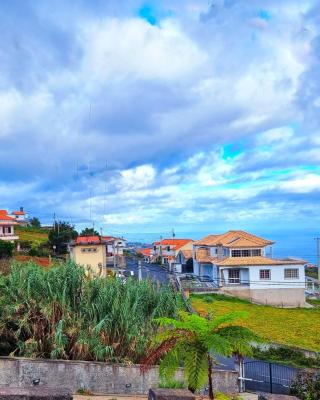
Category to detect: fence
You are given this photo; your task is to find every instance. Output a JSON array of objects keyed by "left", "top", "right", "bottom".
[{"left": 242, "top": 360, "right": 298, "bottom": 394}]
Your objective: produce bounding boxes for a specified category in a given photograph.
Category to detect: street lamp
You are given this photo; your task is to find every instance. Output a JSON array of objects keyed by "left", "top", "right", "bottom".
[{"left": 53, "top": 245, "right": 56, "bottom": 255}]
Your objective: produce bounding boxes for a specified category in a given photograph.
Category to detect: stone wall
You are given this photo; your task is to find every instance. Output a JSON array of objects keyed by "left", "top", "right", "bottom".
[{"left": 0, "top": 357, "right": 239, "bottom": 395}]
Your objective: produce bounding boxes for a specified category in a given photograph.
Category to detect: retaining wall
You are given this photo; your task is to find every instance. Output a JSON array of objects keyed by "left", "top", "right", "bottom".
[{"left": 0, "top": 357, "right": 239, "bottom": 395}]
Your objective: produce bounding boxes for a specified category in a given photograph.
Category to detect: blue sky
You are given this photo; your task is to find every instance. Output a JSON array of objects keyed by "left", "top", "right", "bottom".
[{"left": 1, "top": 0, "right": 320, "bottom": 248}]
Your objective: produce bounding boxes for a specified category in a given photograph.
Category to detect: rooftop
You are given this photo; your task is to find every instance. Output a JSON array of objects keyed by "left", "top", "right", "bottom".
[
  {"left": 195, "top": 230, "right": 274, "bottom": 248},
  {"left": 155, "top": 238, "right": 193, "bottom": 250}
]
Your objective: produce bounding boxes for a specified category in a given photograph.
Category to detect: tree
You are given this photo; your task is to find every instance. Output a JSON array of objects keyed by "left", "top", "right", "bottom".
[
  {"left": 142, "top": 311, "right": 257, "bottom": 400},
  {"left": 0, "top": 241, "right": 14, "bottom": 258},
  {"left": 29, "top": 217, "right": 41, "bottom": 229},
  {"left": 48, "top": 221, "right": 78, "bottom": 255},
  {"left": 80, "top": 227, "right": 100, "bottom": 236}
]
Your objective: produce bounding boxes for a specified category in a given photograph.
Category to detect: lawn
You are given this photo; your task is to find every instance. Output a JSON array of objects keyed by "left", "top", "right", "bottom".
[
  {"left": 16, "top": 226, "right": 48, "bottom": 246},
  {"left": 191, "top": 294, "right": 320, "bottom": 352}
]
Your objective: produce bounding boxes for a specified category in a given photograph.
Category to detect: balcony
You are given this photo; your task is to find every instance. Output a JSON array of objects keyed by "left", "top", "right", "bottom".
[{"left": 0, "top": 234, "right": 19, "bottom": 241}]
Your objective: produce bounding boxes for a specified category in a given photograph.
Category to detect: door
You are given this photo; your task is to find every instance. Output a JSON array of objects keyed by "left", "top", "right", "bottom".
[{"left": 228, "top": 269, "right": 240, "bottom": 284}]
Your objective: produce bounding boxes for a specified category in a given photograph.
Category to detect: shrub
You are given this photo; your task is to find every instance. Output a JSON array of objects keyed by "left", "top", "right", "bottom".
[
  {"left": 252, "top": 346, "right": 320, "bottom": 369},
  {"left": 290, "top": 371, "right": 320, "bottom": 400},
  {"left": 0, "top": 241, "right": 14, "bottom": 258},
  {"left": 0, "top": 261, "right": 180, "bottom": 363}
]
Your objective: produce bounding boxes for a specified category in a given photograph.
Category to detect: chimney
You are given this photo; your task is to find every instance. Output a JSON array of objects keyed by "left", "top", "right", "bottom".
[
  {"left": 217, "top": 244, "right": 223, "bottom": 260},
  {"left": 20, "top": 207, "right": 23, "bottom": 212}
]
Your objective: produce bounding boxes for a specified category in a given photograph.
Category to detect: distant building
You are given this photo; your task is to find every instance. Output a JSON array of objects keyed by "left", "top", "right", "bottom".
[
  {"left": 10, "top": 207, "right": 29, "bottom": 226},
  {"left": 136, "top": 248, "right": 152, "bottom": 263},
  {"left": 69, "top": 235, "right": 126, "bottom": 276},
  {"left": 193, "top": 230, "right": 306, "bottom": 307},
  {"left": 152, "top": 239, "right": 194, "bottom": 271},
  {"left": 0, "top": 210, "right": 19, "bottom": 242}
]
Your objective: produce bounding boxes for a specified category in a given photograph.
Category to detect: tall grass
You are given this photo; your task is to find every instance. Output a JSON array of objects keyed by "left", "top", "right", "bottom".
[{"left": 0, "top": 261, "right": 179, "bottom": 363}]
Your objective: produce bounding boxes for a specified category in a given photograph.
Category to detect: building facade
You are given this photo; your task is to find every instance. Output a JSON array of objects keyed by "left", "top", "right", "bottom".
[
  {"left": 10, "top": 207, "right": 29, "bottom": 226},
  {"left": 0, "top": 210, "right": 19, "bottom": 242},
  {"left": 152, "top": 239, "right": 194, "bottom": 271},
  {"left": 69, "top": 235, "right": 126, "bottom": 276},
  {"left": 193, "top": 230, "right": 306, "bottom": 307}
]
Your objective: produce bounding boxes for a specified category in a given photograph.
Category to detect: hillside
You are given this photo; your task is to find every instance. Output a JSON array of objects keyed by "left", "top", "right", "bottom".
[
  {"left": 15, "top": 226, "right": 49, "bottom": 246},
  {"left": 191, "top": 293, "right": 320, "bottom": 352}
]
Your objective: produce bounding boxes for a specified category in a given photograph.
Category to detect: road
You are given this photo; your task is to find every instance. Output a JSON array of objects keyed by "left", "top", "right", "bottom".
[{"left": 125, "top": 257, "right": 170, "bottom": 284}]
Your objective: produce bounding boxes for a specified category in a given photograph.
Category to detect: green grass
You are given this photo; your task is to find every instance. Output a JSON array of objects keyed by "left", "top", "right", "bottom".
[
  {"left": 191, "top": 294, "right": 320, "bottom": 352},
  {"left": 16, "top": 226, "right": 48, "bottom": 246}
]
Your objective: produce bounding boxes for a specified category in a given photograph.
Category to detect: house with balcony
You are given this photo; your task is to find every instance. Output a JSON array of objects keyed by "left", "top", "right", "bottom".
[
  {"left": 0, "top": 210, "right": 19, "bottom": 242},
  {"left": 193, "top": 230, "right": 306, "bottom": 307},
  {"left": 10, "top": 207, "right": 29, "bottom": 226},
  {"left": 152, "top": 239, "right": 194, "bottom": 271}
]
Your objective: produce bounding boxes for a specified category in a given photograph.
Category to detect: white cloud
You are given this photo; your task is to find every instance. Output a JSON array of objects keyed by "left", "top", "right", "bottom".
[{"left": 279, "top": 173, "right": 320, "bottom": 193}]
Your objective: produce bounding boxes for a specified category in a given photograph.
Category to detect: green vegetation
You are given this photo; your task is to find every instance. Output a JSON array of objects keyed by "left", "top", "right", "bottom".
[
  {"left": 0, "top": 241, "right": 14, "bottom": 258},
  {"left": 191, "top": 294, "right": 320, "bottom": 351},
  {"left": 307, "top": 298, "right": 320, "bottom": 308},
  {"left": 290, "top": 371, "right": 320, "bottom": 400},
  {"left": 48, "top": 221, "right": 78, "bottom": 254},
  {"left": 142, "top": 311, "right": 257, "bottom": 400},
  {"left": 252, "top": 346, "right": 320, "bottom": 369},
  {"left": 159, "top": 379, "right": 187, "bottom": 389},
  {"left": 0, "top": 261, "right": 179, "bottom": 363},
  {"left": 16, "top": 226, "right": 49, "bottom": 246},
  {"left": 80, "top": 227, "right": 100, "bottom": 236}
]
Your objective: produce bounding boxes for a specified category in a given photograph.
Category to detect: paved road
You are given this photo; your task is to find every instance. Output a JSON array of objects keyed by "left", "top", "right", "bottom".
[{"left": 125, "top": 257, "right": 170, "bottom": 284}]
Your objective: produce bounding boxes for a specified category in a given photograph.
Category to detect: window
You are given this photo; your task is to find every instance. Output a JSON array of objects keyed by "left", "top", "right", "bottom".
[
  {"left": 153, "top": 246, "right": 156, "bottom": 251},
  {"left": 228, "top": 269, "right": 240, "bottom": 284},
  {"left": 231, "top": 250, "right": 241, "bottom": 257},
  {"left": 167, "top": 246, "right": 170, "bottom": 251},
  {"left": 242, "top": 249, "right": 250, "bottom": 257},
  {"left": 260, "top": 269, "right": 270, "bottom": 280},
  {"left": 284, "top": 268, "right": 299, "bottom": 279},
  {"left": 252, "top": 249, "right": 261, "bottom": 256},
  {"left": 231, "top": 249, "right": 262, "bottom": 257}
]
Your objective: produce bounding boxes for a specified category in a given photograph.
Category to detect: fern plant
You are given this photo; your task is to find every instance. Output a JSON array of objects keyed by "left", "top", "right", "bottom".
[{"left": 142, "top": 311, "right": 259, "bottom": 400}]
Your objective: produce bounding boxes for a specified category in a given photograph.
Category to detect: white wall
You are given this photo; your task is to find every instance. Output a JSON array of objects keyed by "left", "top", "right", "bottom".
[{"left": 249, "top": 264, "right": 305, "bottom": 289}]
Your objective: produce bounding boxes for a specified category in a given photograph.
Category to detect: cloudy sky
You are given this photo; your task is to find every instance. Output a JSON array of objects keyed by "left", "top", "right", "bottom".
[{"left": 1, "top": 0, "right": 320, "bottom": 247}]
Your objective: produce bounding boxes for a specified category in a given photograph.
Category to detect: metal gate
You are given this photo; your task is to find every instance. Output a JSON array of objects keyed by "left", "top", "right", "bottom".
[{"left": 243, "top": 361, "right": 298, "bottom": 394}]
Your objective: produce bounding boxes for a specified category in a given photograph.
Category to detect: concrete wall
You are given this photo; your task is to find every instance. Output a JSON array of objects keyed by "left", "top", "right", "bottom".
[
  {"left": 0, "top": 357, "right": 239, "bottom": 395},
  {"left": 220, "top": 287, "right": 305, "bottom": 307},
  {"left": 70, "top": 245, "right": 106, "bottom": 276}
]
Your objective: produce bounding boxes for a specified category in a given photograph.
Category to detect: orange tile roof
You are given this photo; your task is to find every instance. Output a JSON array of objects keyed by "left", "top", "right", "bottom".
[
  {"left": 195, "top": 230, "right": 274, "bottom": 248},
  {"left": 12, "top": 211, "right": 25, "bottom": 215},
  {"left": 137, "top": 248, "right": 152, "bottom": 256},
  {"left": 180, "top": 249, "right": 193, "bottom": 259},
  {"left": 75, "top": 235, "right": 101, "bottom": 244},
  {"left": 195, "top": 248, "right": 218, "bottom": 263},
  {"left": 215, "top": 256, "right": 306, "bottom": 266},
  {"left": 157, "top": 238, "right": 193, "bottom": 251},
  {"left": 0, "top": 210, "right": 17, "bottom": 222}
]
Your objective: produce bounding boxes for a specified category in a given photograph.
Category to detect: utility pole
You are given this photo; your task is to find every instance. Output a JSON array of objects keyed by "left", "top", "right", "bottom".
[
  {"left": 138, "top": 260, "right": 142, "bottom": 282},
  {"left": 315, "top": 237, "right": 320, "bottom": 282}
]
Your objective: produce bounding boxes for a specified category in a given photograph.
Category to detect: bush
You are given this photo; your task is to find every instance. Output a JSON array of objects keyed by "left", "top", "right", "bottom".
[
  {"left": 290, "top": 371, "right": 320, "bottom": 400},
  {"left": 159, "top": 379, "right": 187, "bottom": 389},
  {"left": 0, "top": 261, "right": 180, "bottom": 363},
  {"left": 252, "top": 346, "right": 320, "bottom": 369},
  {"left": 0, "top": 241, "right": 14, "bottom": 258}
]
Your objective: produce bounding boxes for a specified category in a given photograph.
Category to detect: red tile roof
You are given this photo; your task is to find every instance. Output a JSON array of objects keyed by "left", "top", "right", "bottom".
[
  {"left": 75, "top": 235, "right": 101, "bottom": 244},
  {"left": 12, "top": 211, "right": 25, "bottom": 215},
  {"left": 0, "top": 210, "right": 17, "bottom": 222},
  {"left": 137, "top": 248, "right": 152, "bottom": 256},
  {"left": 156, "top": 239, "right": 193, "bottom": 251}
]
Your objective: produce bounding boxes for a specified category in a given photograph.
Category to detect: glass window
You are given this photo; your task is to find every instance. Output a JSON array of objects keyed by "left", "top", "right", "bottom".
[
  {"left": 231, "top": 250, "right": 241, "bottom": 257},
  {"left": 167, "top": 246, "right": 170, "bottom": 251},
  {"left": 252, "top": 249, "right": 261, "bottom": 256},
  {"left": 228, "top": 269, "right": 240, "bottom": 284},
  {"left": 260, "top": 269, "right": 270, "bottom": 280},
  {"left": 242, "top": 249, "right": 250, "bottom": 257},
  {"left": 284, "top": 268, "right": 299, "bottom": 279}
]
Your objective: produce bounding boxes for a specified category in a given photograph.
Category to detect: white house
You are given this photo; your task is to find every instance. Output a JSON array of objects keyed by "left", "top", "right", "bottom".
[
  {"left": 10, "top": 207, "right": 29, "bottom": 226},
  {"left": 152, "top": 238, "right": 194, "bottom": 271},
  {"left": 193, "top": 230, "right": 306, "bottom": 307},
  {"left": 0, "top": 210, "right": 19, "bottom": 242}
]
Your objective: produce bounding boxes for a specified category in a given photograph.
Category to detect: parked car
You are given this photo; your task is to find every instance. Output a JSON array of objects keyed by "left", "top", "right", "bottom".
[{"left": 199, "top": 275, "right": 213, "bottom": 282}]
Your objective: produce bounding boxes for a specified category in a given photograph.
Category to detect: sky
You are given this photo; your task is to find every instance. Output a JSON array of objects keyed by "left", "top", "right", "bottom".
[{"left": 1, "top": 0, "right": 320, "bottom": 256}]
